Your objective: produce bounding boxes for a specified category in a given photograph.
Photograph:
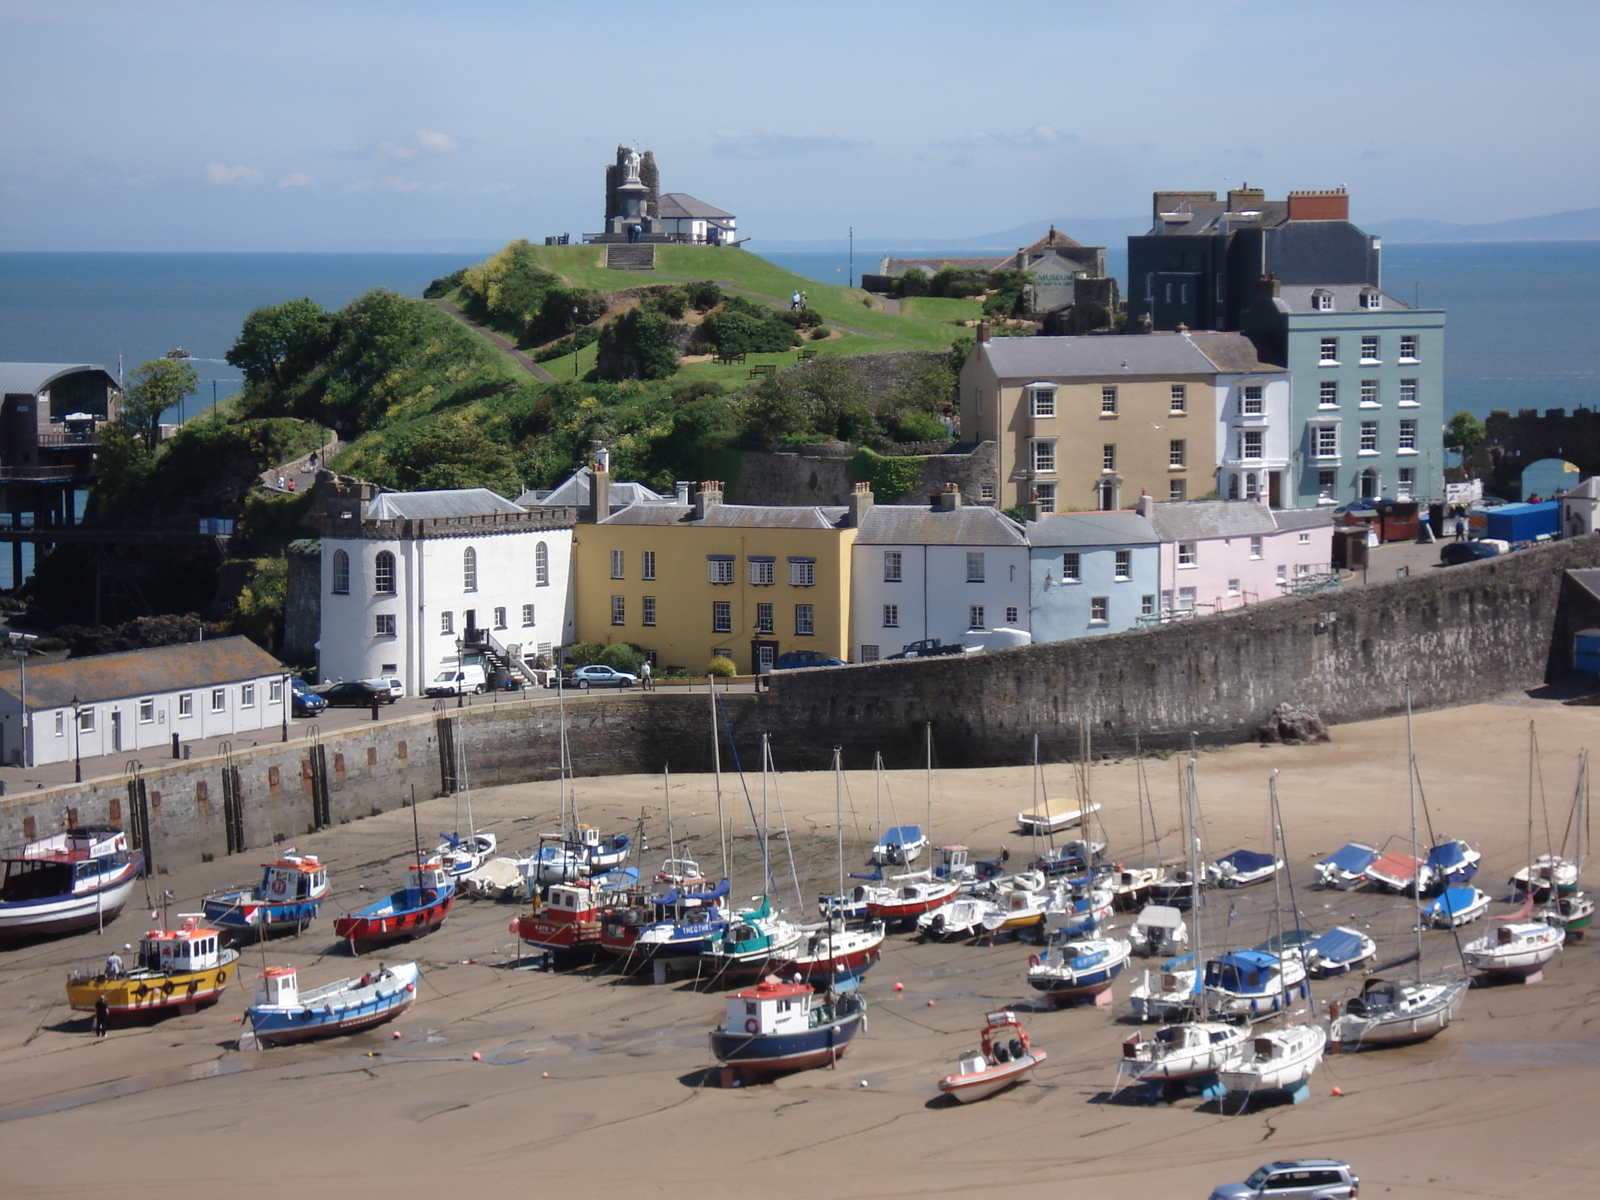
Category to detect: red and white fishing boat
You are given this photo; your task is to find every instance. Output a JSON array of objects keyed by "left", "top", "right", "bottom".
[
  {"left": 937, "top": 1011, "right": 1046, "bottom": 1103},
  {"left": 333, "top": 860, "right": 454, "bottom": 947},
  {"left": 778, "top": 920, "right": 885, "bottom": 988},
  {"left": 863, "top": 871, "right": 960, "bottom": 924},
  {"left": 512, "top": 879, "right": 610, "bottom": 952}
]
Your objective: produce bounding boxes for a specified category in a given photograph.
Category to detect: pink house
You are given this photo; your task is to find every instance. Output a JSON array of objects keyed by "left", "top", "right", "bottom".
[{"left": 1140, "top": 497, "right": 1334, "bottom": 617}]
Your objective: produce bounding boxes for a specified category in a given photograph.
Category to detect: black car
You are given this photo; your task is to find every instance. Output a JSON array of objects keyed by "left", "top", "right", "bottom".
[
  {"left": 1440, "top": 540, "right": 1500, "bottom": 566},
  {"left": 316, "top": 680, "right": 397, "bottom": 707}
]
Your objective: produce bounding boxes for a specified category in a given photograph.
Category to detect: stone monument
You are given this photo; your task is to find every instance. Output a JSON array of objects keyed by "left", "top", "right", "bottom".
[{"left": 603, "top": 144, "right": 660, "bottom": 241}]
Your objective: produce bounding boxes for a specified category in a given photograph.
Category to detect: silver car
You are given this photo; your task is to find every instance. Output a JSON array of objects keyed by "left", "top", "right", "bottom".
[{"left": 1209, "top": 1160, "right": 1358, "bottom": 1200}]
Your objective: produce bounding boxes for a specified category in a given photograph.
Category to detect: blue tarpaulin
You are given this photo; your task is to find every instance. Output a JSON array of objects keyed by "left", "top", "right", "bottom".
[
  {"left": 1320, "top": 842, "right": 1377, "bottom": 875},
  {"left": 1306, "top": 926, "right": 1367, "bottom": 965},
  {"left": 1216, "top": 850, "right": 1278, "bottom": 873}
]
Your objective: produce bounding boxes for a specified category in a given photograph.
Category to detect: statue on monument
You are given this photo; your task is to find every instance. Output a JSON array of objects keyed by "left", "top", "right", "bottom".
[{"left": 623, "top": 147, "right": 642, "bottom": 185}]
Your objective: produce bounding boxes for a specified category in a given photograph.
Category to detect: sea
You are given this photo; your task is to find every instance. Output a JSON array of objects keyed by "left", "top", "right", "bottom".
[{"left": 1, "top": 241, "right": 1596, "bottom": 493}]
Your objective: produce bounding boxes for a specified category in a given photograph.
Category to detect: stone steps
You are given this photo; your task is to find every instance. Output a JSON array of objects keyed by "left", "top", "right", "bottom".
[{"left": 605, "top": 244, "right": 657, "bottom": 271}]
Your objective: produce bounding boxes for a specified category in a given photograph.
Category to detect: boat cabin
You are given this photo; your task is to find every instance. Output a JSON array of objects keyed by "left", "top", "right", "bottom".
[
  {"left": 537, "top": 882, "right": 602, "bottom": 921},
  {"left": 934, "top": 844, "right": 969, "bottom": 878},
  {"left": 259, "top": 855, "right": 328, "bottom": 903},
  {"left": 1204, "top": 950, "right": 1278, "bottom": 992},
  {"left": 405, "top": 860, "right": 450, "bottom": 894},
  {"left": 255, "top": 965, "right": 299, "bottom": 1008},
  {"left": 140, "top": 917, "right": 226, "bottom": 973},
  {"left": 2, "top": 827, "right": 132, "bottom": 901},
  {"left": 655, "top": 858, "right": 706, "bottom": 888},
  {"left": 725, "top": 977, "right": 813, "bottom": 1036}
]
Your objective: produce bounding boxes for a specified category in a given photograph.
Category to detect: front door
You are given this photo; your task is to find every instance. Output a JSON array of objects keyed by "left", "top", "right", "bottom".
[
  {"left": 1268, "top": 471, "right": 1282, "bottom": 508},
  {"left": 111, "top": 710, "right": 122, "bottom": 753},
  {"left": 751, "top": 641, "right": 778, "bottom": 675}
]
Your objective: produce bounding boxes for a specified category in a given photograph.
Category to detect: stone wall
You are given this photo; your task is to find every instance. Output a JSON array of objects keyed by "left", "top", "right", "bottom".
[
  {"left": 1478, "top": 407, "right": 1600, "bottom": 500},
  {"left": 9, "top": 534, "right": 1598, "bottom": 868},
  {"left": 734, "top": 441, "right": 995, "bottom": 507}
]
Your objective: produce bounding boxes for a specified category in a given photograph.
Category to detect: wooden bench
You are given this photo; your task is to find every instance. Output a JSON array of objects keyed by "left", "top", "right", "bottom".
[
  {"left": 715, "top": 350, "right": 747, "bottom": 365},
  {"left": 748, "top": 364, "right": 777, "bottom": 378},
  {"left": 797, "top": 348, "right": 818, "bottom": 362}
]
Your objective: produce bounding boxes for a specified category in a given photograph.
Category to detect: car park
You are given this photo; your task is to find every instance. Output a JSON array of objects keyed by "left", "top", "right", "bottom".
[
  {"left": 773, "top": 650, "right": 846, "bottom": 670},
  {"left": 290, "top": 678, "right": 326, "bottom": 717},
  {"left": 563, "top": 664, "right": 637, "bottom": 689},
  {"left": 1208, "top": 1159, "right": 1359, "bottom": 1200},
  {"left": 316, "top": 680, "right": 396, "bottom": 707},
  {"left": 1440, "top": 540, "right": 1502, "bottom": 566}
]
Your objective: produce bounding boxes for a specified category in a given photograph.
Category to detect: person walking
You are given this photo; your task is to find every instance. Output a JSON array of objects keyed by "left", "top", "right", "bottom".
[
  {"left": 93, "top": 995, "right": 109, "bottom": 1038},
  {"left": 105, "top": 949, "right": 123, "bottom": 978},
  {"left": 791, "top": 290, "right": 802, "bottom": 310},
  {"left": 276, "top": 473, "right": 285, "bottom": 490},
  {"left": 641, "top": 660, "right": 653, "bottom": 691}
]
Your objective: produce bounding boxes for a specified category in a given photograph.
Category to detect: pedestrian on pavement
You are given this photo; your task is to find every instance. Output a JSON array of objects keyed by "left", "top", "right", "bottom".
[
  {"left": 791, "top": 290, "right": 802, "bottom": 310},
  {"left": 276, "top": 473, "right": 285, "bottom": 490},
  {"left": 93, "top": 995, "right": 109, "bottom": 1038},
  {"left": 641, "top": 660, "right": 653, "bottom": 691},
  {"left": 287, "top": 478, "right": 296, "bottom": 492},
  {"left": 308, "top": 452, "right": 318, "bottom": 471}
]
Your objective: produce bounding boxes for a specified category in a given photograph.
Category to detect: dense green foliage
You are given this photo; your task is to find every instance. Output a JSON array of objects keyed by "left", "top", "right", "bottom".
[
  {"left": 226, "top": 299, "right": 336, "bottom": 386},
  {"left": 596, "top": 303, "right": 680, "bottom": 381},
  {"left": 455, "top": 240, "right": 605, "bottom": 347},
  {"left": 846, "top": 448, "right": 926, "bottom": 502},
  {"left": 701, "top": 295, "right": 800, "bottom": 355},
  {"left": 122, "top": 358, "right": 199, "bottom": 450},
  {"left": 1447, "top": 410, "right": 1487, "bottom": 458},
  {"left": 893, "top": 265, "right": 1032, "bottom": 317}
]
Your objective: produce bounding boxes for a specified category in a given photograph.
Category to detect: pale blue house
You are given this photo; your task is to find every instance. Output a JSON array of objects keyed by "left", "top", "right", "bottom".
[{"left": 1027, "top": 511, "right": 1160, "bottom": 641}]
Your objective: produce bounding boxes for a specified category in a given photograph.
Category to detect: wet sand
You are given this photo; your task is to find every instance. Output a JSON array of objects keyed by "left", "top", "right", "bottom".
[{"left": 2, "top": 698, "right": 1597, "bottom": 1198}]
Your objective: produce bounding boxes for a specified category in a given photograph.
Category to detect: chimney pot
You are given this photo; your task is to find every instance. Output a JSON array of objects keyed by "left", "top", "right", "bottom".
[
  {"left": 976, "top": 321, "right": 991, "bottom": 343},
  {"left": 846, "top": 481, "right": 874, "bottom": 527},
  {"left": 938, "top": 483, "right": 962, "bottom": 511},
  {"left": 1135, "top": 491, "right": 1155, "bottom": 518},
  {"left": 693, "top": 481, "right": 724, "bottom": 521}
]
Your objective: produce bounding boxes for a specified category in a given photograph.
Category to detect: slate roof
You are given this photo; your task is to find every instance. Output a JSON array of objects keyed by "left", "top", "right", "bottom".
[
  {"left": 1273, "top": 285, "right": 1412, "bottom": 313},
  {"left": 520, "top": 467, "right": 673, "bottom": 510},
  {"left": 1270, "top": 508, "right": 1336, "bottom": 532},
  {"left": 0, "top": 363, "right": 118, "bottom": 397},
  {"left": 1149, "top": 500, "right": 1278, "bottom": 542},
  {"left": 601, "top": 503, "right": 850, "bottom": 529},
  {"left": 1026, "top": 511, "right": 1158, "bottom": 547},
  {"left": 1559, "top": 476, "right": 1600, "bottom": 500},
  {"left": 658, "top": 193, "right": 734, "bottom": 221},
  {"left": 0, "top": 637, "right": 284, "bottom": 711},
  {"left": 854, "top": 505, "right": 1026, "bottom": 546},
  {"left": 1568, "top": 568, "right": 1600, "bottom": 606},
  {"left": 1186, "top": 332, "right": 1282, "bottom": 374},
  {"left": 980, "top": 333, "right": 1221, "bottom": 380},
  {"left": 1146, "top": 199, "right": 1291, "bottom": 235},
  {"left": 366, "top": 489, "right": 522, "bottom": 520}
]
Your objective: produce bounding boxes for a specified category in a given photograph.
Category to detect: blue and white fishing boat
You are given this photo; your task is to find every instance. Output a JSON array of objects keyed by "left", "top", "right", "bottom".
[
  {"left": 1423, "top": 885, "right": 1491, "bottom": 928},
  {"left": 1301, "top": 926, "right": 1378, "bottom": 978},
  {"left": 701, "top": 895, "right": 802, "bottom": 980},
  {"left": 1207, "top": 849, "right": 1283, "bottom": 888},
  {"left": 625, "top": 878, "right": 731, "bottom": 961},
  {"left": 576, "top": 825, "right": 631, "bottom": 871},
  {"left": 709, "top": 977, "right": 866, "bottom": 1084},
  {"left": 870, "top": 824, "right": 926, "bottom": 865},
  {"left": 334, "top": 860, "right": 454, "bottom": 947},
  {"left": 1033, "top": 838, "right": 1105, "bottom": 879},
  {"left": 437, "top": 832, "right": 496, "bottom": 878},
  {"left": 1042, "top": 879, "right": 1114, "bottom": 938},
  {"left": 1026, "top": 933, "right": 1130, "bottom": 1000},
  {"left": 203, "top": 853, "right": 329, "bottom": 941},
  {"left": 1424, "top": 838, "right": 1481, "bottom": 889},
  {"left": 0, "top": 827, "right": 142, "bottom": 941},
  {"left": 242, "top": 961, "right": 418, "bottom": 1048},
  {"left": 1203, "top": 950, "right": 1308, "bottom": 1016},
  {"left": 930, "top": 844, "right": 1009, "bottom": 889},
  {"left": 1314, "top": 842, "right": 1377, "bottom": 889}
]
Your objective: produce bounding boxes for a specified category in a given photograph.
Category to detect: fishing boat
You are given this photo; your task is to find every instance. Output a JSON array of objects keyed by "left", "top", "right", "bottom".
[
  {"left": 870, "top": 824, "right": 926, "bottom": 865},
  {"left": 656, "top": 857, "right": 709, "bottom": 890},
  {"left": 938, "top": 1011, "right": 1046, "bottom": 1103},
  {"left": 930, "top": 844, "right": 1009, "bottom": 888},
  {"left": 1129, "top": 905, "right": 1188, "bottom": 958},
  {"left": 1203, "top": 950, "right": 1308, "bottom": 1017},
  {"left": 1314, "top": 842, "right": 1377, "bottom": 890},
  {"left": 437, "top": 831, "right": 497, "bottom": 878},
  {"left": 1128, "top": 954, "right": 1198, "bottom": 1022},
  {"left": 1033, "top": 838, "right": 1106, "bottom": 879},
  {"left": 1462, "top": 919, "right": 1564, "bottom": 975},
  {"left": 701, "top": 895, "right": 803, "bottom": 980},
  {"left": 1328, "top": 693, "right": 1469, "bottom": 1052},
  {"left": 628, "top": 883, "right": 731, "bottom": 962},
  {"left": 334, "top": 859, "right": 454, "bottom": 947},
  {"left": 1363, "top": 839, "right": 1431, "bottom": 894},
  {"left": 1206, "top": 849, "right": 1283, "bottom": 889},
  {"left": 1423, "top": 838, "right": 1481, "bottom": 889},
  {"left": 1217, "top": 1024, "right": 1326, "bottom": 1097},
  {"left": 863, "top": 871, "right": 960, "bottom": 924},
  {"left": 512, "top": 878, "right": 624, "bottom": 954},
  {"left": 0, "top": 826, "right": 142, "bottom": 941},
  {"left": 1301, "top": 926, "right": 1377, "bottom": 978},
  {"left": 203, "top": 853, "right": 329, "bottom": 941},
  {"left": 522, "top": 836, "right": 587, "bottom": 886},
  {"left": 779, "top": 920, "right": 885, "bottom": 989},
  {"left": 576, "top": 825, "right": 631, "bottom": 871},
  {"left": 1026, "top": 933, "right": 1130, "bottom": 1000},
  {"left": 916, "top": 895, "right": 1001, "bottom": 940},
  {"left": 66, "top": 916, "right": 239, "bottom": 1023},
  {"left": 709, "top": 977, "right": 865, "bottom": 1084},
  {"left": 242, "top": 961, "right": 419, "bottom": 1048},
  {"left": 1422, "top": 885, "right": 1490, "bottom": 928}
]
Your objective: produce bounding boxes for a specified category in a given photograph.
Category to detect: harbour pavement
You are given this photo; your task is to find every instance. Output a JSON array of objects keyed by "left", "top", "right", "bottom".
[{"left": 1, "top": 697, "right": 1596, "bottom": 1198}]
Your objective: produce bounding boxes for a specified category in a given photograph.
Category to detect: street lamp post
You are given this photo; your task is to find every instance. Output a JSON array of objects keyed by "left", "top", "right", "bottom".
[
  {"left": 9, "top": 633, "right": 38, "bottom": 770},
  {"left": 281, "top": 672, "right": 290, "bottom": 743},
  {"left": 71, "top": 693, "right": 82, "bottom": 783},
  {"left": 455, "top": 636, "right": 466, "bottom": 709}
]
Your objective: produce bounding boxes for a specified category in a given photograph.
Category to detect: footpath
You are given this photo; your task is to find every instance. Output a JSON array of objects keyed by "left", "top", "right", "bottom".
[{"left": 429, "top": 299, "right": 557, "bottom": 382}]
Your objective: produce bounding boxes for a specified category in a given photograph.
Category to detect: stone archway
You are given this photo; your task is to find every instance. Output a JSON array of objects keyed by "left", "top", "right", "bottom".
[{"left": 1479, "top": 408, "right": 1600, "bottom": 500}]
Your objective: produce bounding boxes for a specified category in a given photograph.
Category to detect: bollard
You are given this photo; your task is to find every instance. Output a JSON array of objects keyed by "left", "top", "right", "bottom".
[{"left": 172, "top": 733, "right": 181, "bottom": 759}]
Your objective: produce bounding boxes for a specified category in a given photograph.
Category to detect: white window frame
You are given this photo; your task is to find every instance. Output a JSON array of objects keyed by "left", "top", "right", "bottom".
[
  {"left": 1177, "top": 542, "right": 1197, "bottom": 568},
  {"left": 1314, "top": 425, "right": 1340, "bottom": 459},
  {"left": 1177, "top": 586, "right": 1197, "bottom": 612},
  {"left": 1005, "top": 606, "right": 1019, "bottom": 624},
  {"left": 1029, "top": 386, "right": 1056, "bottom": 418},
  {"left": 375, "top": 613, "right": 396, "bottom": 637},
  {"left": 1168, "top": 479, "right": 1186, "bottom": 502},
  {"left": 441, "top": 611, "right": 454, "bottom": 635},
  {"left": 1399, "top": 379, "right": 1419, "bottom": 407},
  {"left": 241, "top": 683, "right": 256, "bottom": 709},
  {"left": 611, "top": 595, "right": 626, "bottom": 625},
  {"left": 1062, "top": 551, "right": 1080, "bottom": 581},
  {"left": 1359, "top": 420, "right": 1379, "bottom": 455},
  {"left": 788, "top": 558, "right": 815, "bottom": 587},
  {"left": 1089, "top": 597, "right": 1109, "bottom": 625},
  {"left": 54, "top": 711, "right": 65, "bottom": 737},
  {"left": 331, "top": 549, "right": 350, "bottom": 595},
  {"left": 883, "top": 551, "right": 902, "bottom": 582},
  {"left": 138, "top": 698, "right": 155, "bottom": 725},
  {"left": 1241, "top": 385, "right": 1264, "bottom": 415},
  {"left": 79, "top": 707, "right": 96, "bottom": 732},
  {"left": 1360, "top": 335, "right": 1381, "bottom": 364},
  {"left": 1240, "top": 430, "right": 1263, "bottom": 460},
  {"left": 269, "top": 679, "right": 283, "bottom": 705},
  {"left": 755, "top": 601, "right": 772, "bottom": 633},
  {"left": 210, "top": 689, "right": 227, "bottom": 714},
  {"left": 966, "top": 552, "right": 985, "bottom": 583},
  {"left": 1030, "top": 439, "right": 1056, "bottom": 474},
  {"left": 1360, "top": 379, "right": 1380, "bottom": 408},
  {"left": 1114, "top": 549, "right": 1131, "bottom": 581},
  {"left": 535, "top": 541, "right": 549, "bottom": 586},
  {"left": 883, "top": 604, "right": 899, "bottom": 628},
  {"left": 522, "top": 604, "right": 535, "bottom": 627},
  {"left": 1033, "top": 481, "right": 1056, "bottom": 513},
  {"left": 1399, "top": 334, "right": 1419, "bottom": 362},
  {"left": 794, "top": 604, "right": 815, "bottom": 636},
  {"left": 642, "top": 596, "right": 657, "bottom": 627},
  {"left": 641, "top": 550, "right": 656, "bottom": 580},
  {"left": 708, "top": 556, "right": 735, "bottom": 585},
  {"left": 611, "top": 549, "right": 625, "bottom": 580},
  {"left": 1102, "top": 444, "right": 1116, "bottom": 473},
  {"left": 1398, "top": 419, "right": 1418, "bottom": 453},
  {"left": 1319, "top": 380, "right": 1339, "bottom": 409},
  {"left": 493, "top": 606, "right": 507, "bottom": 629},
  {"left": 1100, "top": 386, "right": 1118, "bottom": 415},
  {"left": 1313, "top": 291, "right": 1334, "bottom": 312},
  {"left": 712, "top": 600, "right": 732, "bottom": 633},
  {"left": 463, "top": 546, "right": 479, "bottom": 592},
  {"left": 968, "top": 604, "right": 986, "bottom": 630},
  {"left": 177, "top": 694, "right": 192, "bottom": 719},
  {"left": 1169, "top": 439, "right": 1186, "bottom": 468},
  {"left": 749, "top": 558, "right": 775, "bottom": 587},
  {"left": 1319, "top": 337, "right": 1339, "bottom": 364},
  {"left": 1169, "top": 384, "right": 1187, "bottom": 414}
]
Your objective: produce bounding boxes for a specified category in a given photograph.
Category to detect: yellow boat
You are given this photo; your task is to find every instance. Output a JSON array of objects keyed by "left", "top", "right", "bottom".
[{"left": 67, "top": 916, "right": 240, "bottom": 1024}]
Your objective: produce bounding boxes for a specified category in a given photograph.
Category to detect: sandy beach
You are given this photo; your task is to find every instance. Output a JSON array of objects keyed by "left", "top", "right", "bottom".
[{"left": 2, "top": 696, "right": 1597, "bottom": 1199}]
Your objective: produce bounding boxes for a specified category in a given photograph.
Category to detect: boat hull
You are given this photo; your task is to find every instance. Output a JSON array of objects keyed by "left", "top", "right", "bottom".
[
  {"left": 514, "top": 913, "right": 599, "bottom": 952},
  {"left": 1328, "top": 978, "right": 1467, "bottom": 1050},
  {"left": 938, "top": 1054, "right": 1043, "bottom": 1102},
  {"left": 710, "top": 1011, "right": 864, "bottom": 1082},
  {"left": 1122, "top": 1024, "right": 1250, "bottom": 1082},
  {"left": 866, "top": 886, "right": 960, "bottom": 923},
  {"left": 203, "top": 894, "right": 323, "bottom": 940},
  {"left": 779, "top": 927, "right": 885, "bottom": 986},
  {"left": 1218, "top": 1027, "right": 1327, "bottom": 1094},
  {"left": 335, "top": 891, "right": 453, "bottom": 947},
  {"left": 0, "top": 859, "right": 141, "bottom": 940},
  {"left": 247, "top": 966, "right": 419, "bottom": 1047},
  {"left": 67, "top": 956, "right": 239, "bottom": 1023}
]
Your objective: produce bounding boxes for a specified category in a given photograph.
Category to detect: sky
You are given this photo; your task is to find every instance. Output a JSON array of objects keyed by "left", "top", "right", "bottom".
[{"left": 3, "top": 0, "right": 1597, "bottom": 252}]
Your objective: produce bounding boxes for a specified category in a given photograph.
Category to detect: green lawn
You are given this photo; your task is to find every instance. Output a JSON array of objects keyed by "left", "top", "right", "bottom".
[{"left": 897, "top": 296, "right": 984, "bottom": 324}]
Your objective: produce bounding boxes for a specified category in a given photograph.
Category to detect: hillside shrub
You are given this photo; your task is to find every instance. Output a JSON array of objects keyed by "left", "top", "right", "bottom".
[
  {"left": 895, "top": 268, "right": 930, "bottom": 298},
  {"left": 707, "top": 656, "right": 736, "bottom": 678},
  {"left": 778, "top": 307, "right": 823, "bottom": 330},
  {"left": 423, "top": 268, "right": 467, "bottom": 299},
  {"left": 685, "top": 280, "right": 723, "bottom": 311},
  {"left": 596, "top": 305, "right": 679, "bottom": 381},
  {"left": 808, "top": 326, "right": 831, "bottom": 340},
  {"left": 888, "top": 410, "right": 950, "bottom": 443},
  {"left": 701, "top": 295, "right": 797, "bottom": 355},
  {"left": 846, "top": 447, "right": 925, "bottom": 502}
]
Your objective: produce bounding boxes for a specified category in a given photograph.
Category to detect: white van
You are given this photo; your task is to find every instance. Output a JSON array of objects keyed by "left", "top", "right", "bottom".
[{"left": 425, "top": 663, "right": 487, "bottom": 697}]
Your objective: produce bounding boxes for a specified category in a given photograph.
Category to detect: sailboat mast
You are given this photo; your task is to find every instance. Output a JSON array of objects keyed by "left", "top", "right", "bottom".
[
  {"left": 834, "top": 747, "right": 845, "bottom": 899},
  {"left": 925, "top": 721, "right": 933, "bottom": 844},
  {"left": 710, "top": 676, "right": 727, "bottom": 880},
  {"left": 1526, "top": 722, "right": 1536, "bottom": 890},
  {"left": 663, "top": 764, "right": 674, "bottom": 867},
  {"left": 1269, "top": 771, "right": 1287, "bottom": 1014},
  {"left": 1187, "top": 752, "right": 1204, "bottom": 1020},
  {"left": 1406, "top": 690, "right": 1423, "bottom": 976}
]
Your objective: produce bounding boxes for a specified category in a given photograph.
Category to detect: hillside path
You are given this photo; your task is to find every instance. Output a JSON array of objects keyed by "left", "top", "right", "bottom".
[{"left": 430, "top": 298, "right": 558, "bottom": 382}]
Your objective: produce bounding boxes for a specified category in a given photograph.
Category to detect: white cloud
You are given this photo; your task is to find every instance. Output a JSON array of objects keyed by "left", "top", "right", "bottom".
[
  {"left": 413, "top": 130, "right": 460, "bottom": 154},
  {"left": 205, "top": 162, "right": 263, "bottom": 185},
  {"left": 377, "top": 130, "right": 461, "bottom": 161},
  {"left": 384, "top": 176, "right": 452, "bottom": 194},
  {"left": 931, "top": 125, "right": 1075, "bottom": 150},
  {"left": 377, "top": 140, "right": 417, "bottom": 161},
  {"left": 278, "top": 172, "right": 314, "bottom": 188}
]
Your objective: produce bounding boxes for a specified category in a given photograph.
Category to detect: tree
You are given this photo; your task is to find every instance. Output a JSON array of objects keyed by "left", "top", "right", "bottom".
[
  {"left": 121, "top": 358, "right": 198, "bottom": 451},
  {"left": 379, "top": 410, "right": 521, "bottom": 496},
  {"left": 1445, "top": 411, "right": 1486, "bottom": 460},
  {"left": 227, "top": 298, "right": 333, "bottom": 386}
]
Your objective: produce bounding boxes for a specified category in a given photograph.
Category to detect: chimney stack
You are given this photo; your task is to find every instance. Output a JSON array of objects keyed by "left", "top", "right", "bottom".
[
  {"left": 693, "top": 480, "right": 723, "bottom": 520},
  {"left": 976, "top": 321, "right": 991, "bottom": 343},
  {"left": 938, "top": 482, "right": 962, "bottom": 512},
  {"left": 1026, "top": 499, "right": 1042, "bottom": 523},
  {"left": 1227, "top": 183, "right": 1266, "bottom": 211},
  {"left": 1258, "top": 272, "right": 1281, "bottom": 298},
  {"left": 1286, "top": 187, "right": 1350, "bottom": 222},
  {"left": 1133, "top": 312, "right": 1154, "bottom": 334},
  {"left": 674, "top": 480, "right": 691, "bottom": 505},
  {"left": 1135, "top": 490, "right": 1155, "bottom": 518},
  {"left": 846, "top": 481, "right": 874, "bottom": 528}
]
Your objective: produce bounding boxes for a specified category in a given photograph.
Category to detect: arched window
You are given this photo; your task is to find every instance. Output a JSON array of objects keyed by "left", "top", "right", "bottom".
[
  {"left": 535, "top": 542, "right": 549, "bottom": 587},
  {"left": 331, "top": 549, "right": 350, "bottom": 595},
  {"left": 373, "top": 550, "right": 396, "bottom": 595},
  {"left": 463, "top": 546, "right": 478, "bottom": 592}
]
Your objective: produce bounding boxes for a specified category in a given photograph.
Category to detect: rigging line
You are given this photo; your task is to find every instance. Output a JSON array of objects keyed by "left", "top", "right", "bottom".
[
  {"left": 714, "top": 695, "right": 776, "bottom": 896},
  {"left": 1411, "top": 745, "right": 1471, "bottom": 969},
  {"left": 764, "top": 738, "right": 804, "bottom": 913}
]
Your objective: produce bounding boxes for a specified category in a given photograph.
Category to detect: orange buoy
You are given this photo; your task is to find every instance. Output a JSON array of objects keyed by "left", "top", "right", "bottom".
[
  {"left": 894, "top": 981, "right": 903, "bottom": 991},
  {"left": 926, "top": 999, "right": 935, "bottom": 1007},
  {"left": 472, "top": 1051, "right": 482, "bottom": 1061},
  {"left": 1331, "top": 1086, "right": 1343, "bottom": 1096}
]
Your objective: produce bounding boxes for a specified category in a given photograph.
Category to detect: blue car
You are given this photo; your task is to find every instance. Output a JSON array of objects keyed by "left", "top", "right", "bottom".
[
  {"left": 290, "top": 678, "right": 326, "bottom": 717},
  {"left": 773, "top": 651, "right": 845, "bottom": 670}
]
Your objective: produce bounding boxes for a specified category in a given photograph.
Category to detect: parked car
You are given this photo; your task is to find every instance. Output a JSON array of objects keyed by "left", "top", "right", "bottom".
[
  {"left": 290, "top": 678, "right": 326, "bottom": 717},
  {"left": 362, "top": 677, "right": 404, "bottom": 701},
  {"left": 425, "top": 664, "right": 488, "bottom": 697},
  {"left": 1440, "top": 540, "right": 1501, "bottom": 566},
  {"left": 773, "top": 650, "right": 846, "bottom": 670},
  {"left": 316, "top": 680, "right": 396, "bottom": 707},
  {"left": 885, "top": 638, "right": 966, "bottom": 660},
  {"left": 1208, "top": 1160, "right": 1359, "bottom": 1200},
  {"left": 564, "top": 665, "right": 637, "bottom": 689}
]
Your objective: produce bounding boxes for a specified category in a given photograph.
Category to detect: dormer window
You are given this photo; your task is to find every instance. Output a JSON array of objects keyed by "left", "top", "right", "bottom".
[
  {"left": 1360, "top": 288, "right": 1382, "bottom": 310},
  {"left": 1312, "top": 289, "right": 1334, "bottom": 311}
]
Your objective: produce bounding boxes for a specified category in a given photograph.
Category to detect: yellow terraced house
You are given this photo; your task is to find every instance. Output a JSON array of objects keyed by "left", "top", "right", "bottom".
[{"left": 573, "top": 478, "right": 868, "bottom": 675}]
